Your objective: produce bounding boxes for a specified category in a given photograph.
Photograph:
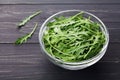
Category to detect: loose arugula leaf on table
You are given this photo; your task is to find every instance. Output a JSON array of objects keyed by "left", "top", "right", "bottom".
[
  {"left": 15, "top": 22, "right": 38, "bottom": 45},
  {"left": 18, "top": 11, "right": 42, "bottom": 28},
  {"left": 43, "top": 12, "right": 106, "bottom": 62}
]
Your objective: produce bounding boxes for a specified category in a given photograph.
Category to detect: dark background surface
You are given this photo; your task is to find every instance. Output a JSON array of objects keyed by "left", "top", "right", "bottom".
[{"left": 0, "top": 0, "right": 120, "bottom": 80}]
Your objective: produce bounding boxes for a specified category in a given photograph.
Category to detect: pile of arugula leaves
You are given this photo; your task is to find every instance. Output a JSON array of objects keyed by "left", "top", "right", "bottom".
[{"left": 43, "top": 12, "right": 106, "bottom": 62}]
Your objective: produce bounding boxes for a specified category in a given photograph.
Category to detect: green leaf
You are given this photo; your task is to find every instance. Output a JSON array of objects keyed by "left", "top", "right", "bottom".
[
  {"left": 18, "top": 11, "right": 42, "bottom": 28},
  {"left": 15, "top": 22, "right": 38, "bottom": 45}
]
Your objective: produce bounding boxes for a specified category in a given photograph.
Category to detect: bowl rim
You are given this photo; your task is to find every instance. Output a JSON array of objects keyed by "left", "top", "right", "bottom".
[{"left": 39, "top": 10, "right": 109, "bottom": 65}]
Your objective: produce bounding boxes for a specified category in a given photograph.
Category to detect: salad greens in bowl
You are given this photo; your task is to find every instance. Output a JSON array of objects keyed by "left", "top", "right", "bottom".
[{"left": 39, "top": 10, "right": 109, "bottom": 70}]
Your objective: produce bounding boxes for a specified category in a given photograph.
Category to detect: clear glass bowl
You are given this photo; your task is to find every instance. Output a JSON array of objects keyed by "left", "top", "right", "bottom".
[{"left": 39, "top": 10, "right": 109, "bottom": 70}]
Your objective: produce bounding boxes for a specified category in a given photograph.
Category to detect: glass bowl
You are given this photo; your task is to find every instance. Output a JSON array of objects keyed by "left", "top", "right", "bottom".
[{"left": 39, "top": 10, "right": 109, "bottom": 70}]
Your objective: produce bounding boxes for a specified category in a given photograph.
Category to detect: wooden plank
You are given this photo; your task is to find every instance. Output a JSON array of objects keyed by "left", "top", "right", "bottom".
[
  {"left": 0, "top": 1, "right": 119, "bottom": 80},
  {"left": 0, "top": 5, "right": 120, "bottom": 22},
  {"left": 0, "top": 22, "right": 120, "bottom": 43},
  {"left": 1, "top": 5, "right": 120, "bottom": 43},
  {"left": 0, "top": 43, "right": 119, "bottom": 63},
  {"left": 0, "top": 62, "right": 119, "bottom": 80},
  {"left": 0, "top": 0, "right": 120, "bottom": 4},
  {"left": 0, "top": 22, "right": 39, "bottom": 43},
  {"left": 0, "top": 43, "right": 120, "bottom": 80}
]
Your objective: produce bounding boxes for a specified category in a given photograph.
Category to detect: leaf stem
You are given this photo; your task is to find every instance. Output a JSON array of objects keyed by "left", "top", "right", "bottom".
[{"left": 18, "top": 11, "right": 42, "bottom": 28}]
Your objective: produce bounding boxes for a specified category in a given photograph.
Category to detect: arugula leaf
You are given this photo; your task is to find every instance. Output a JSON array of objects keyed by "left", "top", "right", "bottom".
[
  {"left": 18, "top": 11, "right": 41, "bottom": 28},
  {"left": 15, "top": 22, "right": 38, "bottom": 45},
  {"left": 43, "top": 12, "right": 106, "bottom": 62}
]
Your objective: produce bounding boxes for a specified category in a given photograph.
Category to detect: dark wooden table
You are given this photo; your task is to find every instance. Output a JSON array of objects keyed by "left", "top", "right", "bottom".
[{"left": 0, "top": 0, "right": 120, "bottom": 80}]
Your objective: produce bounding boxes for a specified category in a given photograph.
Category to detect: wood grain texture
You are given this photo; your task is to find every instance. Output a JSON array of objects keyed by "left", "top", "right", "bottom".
[
  {"left": 0, "top": 43, "right": 120, "bottom": 62},
  {"left": 0, "top": 5, "right": 120, "bottom": 43},
  {"left": 0, "top": 22, "right": 120, "bottom": 43},
  {"left": 0, "top": 0, "right": 120, "bottom": 80},
  {"left": 0, "top": 43, "right": 120, "bottom": 80},
  {"left": 0, "top": 62, "right": 119, "bottom": 80},
  {"left": 0, "top": 0, "right": 120, "bottom": 4},
  {"left": 0, "top": 5, "right": 120, "bottom": 22}
]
